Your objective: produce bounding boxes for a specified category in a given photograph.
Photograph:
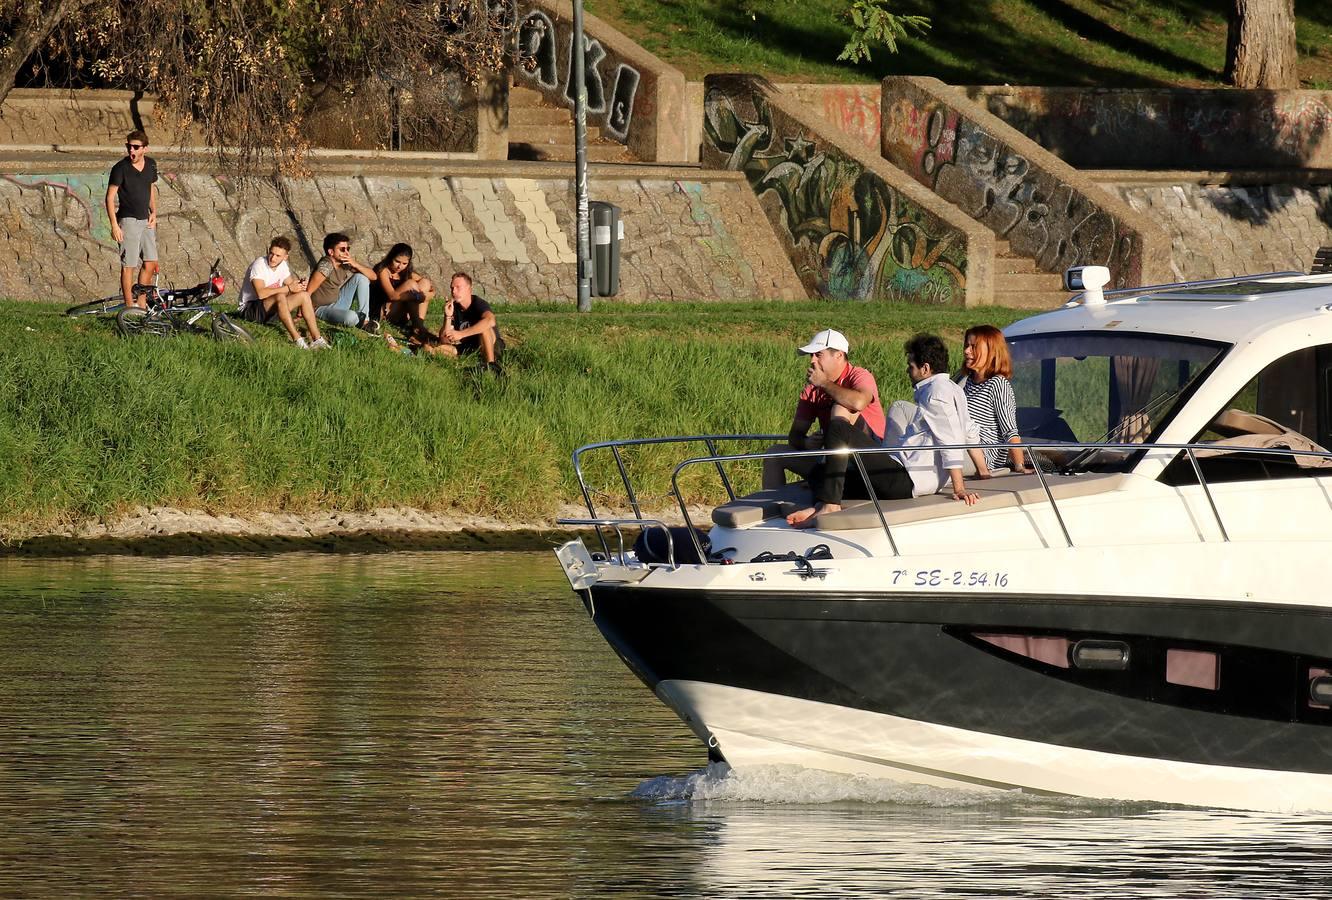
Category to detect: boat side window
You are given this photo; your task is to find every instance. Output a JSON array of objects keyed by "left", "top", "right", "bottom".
[{"left": 1162, "top": 344, "right": 1332, "bottom": 485}]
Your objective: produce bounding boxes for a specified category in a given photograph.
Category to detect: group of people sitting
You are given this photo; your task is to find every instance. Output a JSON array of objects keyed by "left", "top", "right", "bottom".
[
  {"left": 766, "top": 326, "right": 1027, "bottom": 528},
  {"left": 237, "top": 232, "right": 504, "bottom": 370}
]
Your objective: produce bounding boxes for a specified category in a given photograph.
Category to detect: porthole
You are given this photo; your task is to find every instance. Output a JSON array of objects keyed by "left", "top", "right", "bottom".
[
  {"left": 1071, "top": 639, "right": 1131, "bottom": 671},
  {"left": 1310, "top": 675, "right": 1332, "bottom": 708}
]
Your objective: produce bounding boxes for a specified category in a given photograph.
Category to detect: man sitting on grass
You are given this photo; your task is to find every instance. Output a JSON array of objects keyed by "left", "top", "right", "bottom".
[
  {"left": 239, "top": 236, "right": 329, "bottom": 350},
  {"left": 416, "top": 272, "right": 504, "bottom": 373}
]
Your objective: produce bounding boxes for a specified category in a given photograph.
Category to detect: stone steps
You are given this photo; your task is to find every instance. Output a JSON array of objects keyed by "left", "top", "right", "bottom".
[
  {"left": 989, "top": 238, "right": 1069, "bottom": 308},
  {"left": 993, "top": 290, "right": 1072, "bottom": 309},
  {"left": 507, "top": 85, "right": 636, "bottom": 164}
]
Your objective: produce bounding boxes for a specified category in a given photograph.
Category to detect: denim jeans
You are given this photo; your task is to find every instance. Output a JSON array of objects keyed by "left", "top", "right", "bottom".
[{"left": 315, "top": 273, "right": 370, "bottom": 327}]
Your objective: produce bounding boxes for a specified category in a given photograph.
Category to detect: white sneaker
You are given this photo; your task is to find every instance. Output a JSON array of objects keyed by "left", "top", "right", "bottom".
[
  {"left": 309, "top": 337, "right": 331, "bottom": 351},
  {"left": 296, "top": 336, "right": 309, "bottom": 349}
]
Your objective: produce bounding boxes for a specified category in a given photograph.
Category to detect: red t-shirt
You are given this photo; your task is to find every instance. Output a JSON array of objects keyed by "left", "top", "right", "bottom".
[{"left": 795, "top": 363, "right": 886, "bottom": 440}]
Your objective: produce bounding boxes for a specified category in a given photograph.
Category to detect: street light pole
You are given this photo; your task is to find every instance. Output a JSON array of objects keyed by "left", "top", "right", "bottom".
[{"left": 572, "top": 0, "right": 592, "bottom": 312}]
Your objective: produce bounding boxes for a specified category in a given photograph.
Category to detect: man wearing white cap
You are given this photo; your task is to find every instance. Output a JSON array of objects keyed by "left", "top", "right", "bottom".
[
  {"left": 763, "top": 328, "right": 889, "bottom": 503},
  {"left": 785, "top": 332, "right": 979, "bottom": 527}
]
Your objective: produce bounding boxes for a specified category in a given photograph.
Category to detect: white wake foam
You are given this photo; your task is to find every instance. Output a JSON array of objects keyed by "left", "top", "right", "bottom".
[{"left": 632, "top": 762, "right": 1002, "bottom": 807}]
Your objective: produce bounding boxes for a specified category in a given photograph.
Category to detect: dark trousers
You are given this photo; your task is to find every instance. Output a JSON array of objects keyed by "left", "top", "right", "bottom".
[{"left": 810, "top": 418, "right": 914, "bottom": 505}]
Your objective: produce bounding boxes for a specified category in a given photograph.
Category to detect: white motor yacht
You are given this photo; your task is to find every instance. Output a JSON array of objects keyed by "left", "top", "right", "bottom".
[{"left": 556, "top": 264, "right": 1332, "bottom": 813}]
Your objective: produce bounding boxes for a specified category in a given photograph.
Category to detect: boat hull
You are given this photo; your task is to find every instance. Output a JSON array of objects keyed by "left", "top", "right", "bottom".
[{"left": 587, "top": 581, "right": 1332, "bottom": 812}]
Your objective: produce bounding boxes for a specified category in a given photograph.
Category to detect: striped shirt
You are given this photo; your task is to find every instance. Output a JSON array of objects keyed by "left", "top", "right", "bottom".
[{"left": 961, "top": 375, "right": 1019, "bottom": 469}]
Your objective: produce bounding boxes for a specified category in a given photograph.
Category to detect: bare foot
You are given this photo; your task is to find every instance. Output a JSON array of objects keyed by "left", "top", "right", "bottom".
[{"left": 786, "top": 506, "right": 817, "bottom": 527}]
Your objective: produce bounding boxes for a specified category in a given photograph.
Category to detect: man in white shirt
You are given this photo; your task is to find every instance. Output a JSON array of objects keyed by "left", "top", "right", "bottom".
[
  {"left": 891, "top": 334, "right": 979, "bottom": 503},
  {"left": 240, "top": 236, "right": 329, "bottom": 349}
]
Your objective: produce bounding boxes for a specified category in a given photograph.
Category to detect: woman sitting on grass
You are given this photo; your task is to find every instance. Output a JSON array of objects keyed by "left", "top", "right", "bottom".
[
  {"left": 370, "top": 243, "right": 433, "bottom": 341},
  {"left": 958, "top": 324, "right": 1027, "bottom": 476}
]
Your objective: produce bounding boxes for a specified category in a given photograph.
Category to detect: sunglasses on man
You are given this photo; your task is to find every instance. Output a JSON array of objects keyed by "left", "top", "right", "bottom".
[{"left": 126, "top": 143, "right": 145, "bottom": 150}]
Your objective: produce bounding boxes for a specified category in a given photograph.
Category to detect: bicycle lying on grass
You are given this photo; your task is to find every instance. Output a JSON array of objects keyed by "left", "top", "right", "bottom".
[{"left": 65, "top": 259, "right": 253, "bottom": 344}]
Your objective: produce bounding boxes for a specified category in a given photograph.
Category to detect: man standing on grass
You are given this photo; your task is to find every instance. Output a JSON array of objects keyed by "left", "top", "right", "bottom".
[{"left": 105, "top": 130, "right": 159, "bottom": 310}]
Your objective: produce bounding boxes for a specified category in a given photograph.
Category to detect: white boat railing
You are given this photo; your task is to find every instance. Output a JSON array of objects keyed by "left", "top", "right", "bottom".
[{"left": 559, "top": 436, "right": 1332, "bottom": 566}]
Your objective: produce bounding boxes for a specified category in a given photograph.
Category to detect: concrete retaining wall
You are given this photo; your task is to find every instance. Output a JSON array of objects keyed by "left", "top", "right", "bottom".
[
  {"left": 0, "top": 153, "right": 805, "bottom": 303},
  {"left": 882, "top": 76, "right": 1169, "bottom": 289},
  {"left": 968, "top": 87, "right": 1332, "bottom": 171},
  {"left": 513, "top": 0, "right": 689, "bottom": 163},
  {"left": 1099, "top": 171, "right": 1332, "bottom": 282},
  {"left": 702, "top": 74, "right": 992, "bottom": 306},
  {"left": 0, "top": 86, "right": 495, "bottom": 155}
]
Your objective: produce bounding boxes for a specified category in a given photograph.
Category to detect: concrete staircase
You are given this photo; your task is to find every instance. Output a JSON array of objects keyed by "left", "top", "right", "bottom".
[
  {"left": 992, "top": 240, "right": 1071, "bottom": 308},
  {"left": 507, "top": 85, "right": 637, "bottom": 163}
]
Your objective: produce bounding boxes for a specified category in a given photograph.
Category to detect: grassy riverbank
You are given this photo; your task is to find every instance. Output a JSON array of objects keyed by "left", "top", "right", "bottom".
[{"left": 0, "top": 299, "right": 1031, "bottom": 539}]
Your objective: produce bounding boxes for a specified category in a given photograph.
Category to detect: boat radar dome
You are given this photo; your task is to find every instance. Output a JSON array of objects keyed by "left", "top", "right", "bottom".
[{"left": 1065, "top": 265, "right": 1111, "bottom": 306}]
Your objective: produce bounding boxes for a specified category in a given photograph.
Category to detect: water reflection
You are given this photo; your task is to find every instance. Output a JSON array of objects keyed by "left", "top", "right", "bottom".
[{"left": 0, "top": 552, "right": 1328, "bottom": 897}]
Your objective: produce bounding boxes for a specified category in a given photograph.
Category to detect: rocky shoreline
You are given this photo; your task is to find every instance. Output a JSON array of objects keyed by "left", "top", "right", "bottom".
[{"left": 0, "top": 506, "right": 608, "bottom": 557}]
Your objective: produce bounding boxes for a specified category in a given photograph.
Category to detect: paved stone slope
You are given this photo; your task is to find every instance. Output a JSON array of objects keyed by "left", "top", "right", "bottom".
[
  {"left": 0, "top": 155, "right": 805, "bottom": 303},
  {"left": 1101, "top": 173, "right": 1332, "bottom": 282}
]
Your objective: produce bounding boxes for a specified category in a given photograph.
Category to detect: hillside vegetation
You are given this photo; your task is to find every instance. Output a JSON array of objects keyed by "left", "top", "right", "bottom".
[
  {"left": 586, "top": 0, "right": 1332, "bottom": 88},
  {"left": 0, "top": 301, "right": 1029, "bottom": 538}
]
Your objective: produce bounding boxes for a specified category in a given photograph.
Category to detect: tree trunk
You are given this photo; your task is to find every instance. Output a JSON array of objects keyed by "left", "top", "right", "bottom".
[
  {"left": 0, "top": 0, "right": 91, "bottom": 107},
  {"left": 1225, "top": 0, "right": 1299, "bottom": 89}
]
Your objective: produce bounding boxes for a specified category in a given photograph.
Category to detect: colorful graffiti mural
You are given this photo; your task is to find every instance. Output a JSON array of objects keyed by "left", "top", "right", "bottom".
[
  {"left": 703, "top": 79, "right": 966, "bottom": 304},
  {"left": 884, "top": 83, "right": 1147, "bottom": 288},
  {"left": 514, "top": 6, "right": 642, "bottom": 141}
]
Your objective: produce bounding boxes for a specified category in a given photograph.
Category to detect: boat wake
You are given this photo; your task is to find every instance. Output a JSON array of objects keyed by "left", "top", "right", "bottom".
[{"left": 633, "top": 762, "right": 1008, "bottom": 807}]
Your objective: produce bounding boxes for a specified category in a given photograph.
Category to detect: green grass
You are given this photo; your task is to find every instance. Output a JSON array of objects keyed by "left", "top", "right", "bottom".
[
  {"left": 0, "top": 299, "right": 1031, "bottom": 537},
  {"left": 586, "top": 0, "right": 1332, "bottom": 88}
]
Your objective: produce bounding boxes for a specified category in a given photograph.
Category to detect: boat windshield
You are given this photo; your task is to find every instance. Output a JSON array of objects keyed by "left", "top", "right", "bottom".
[{"left": 1007, "top": 331, "right": 1229, "bottom": 471}]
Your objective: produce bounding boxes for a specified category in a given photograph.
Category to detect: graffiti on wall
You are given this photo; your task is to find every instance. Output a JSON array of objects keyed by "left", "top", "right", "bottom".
[
  {"left": 514, "top": 8, "right": 642, "bottom": 141},
  {"left": 703, "top": 84, "right": 966, "bottom": 304},
  {"left": 885, "top": 93, "right": 1141, "bottom": 286},
  {"left": 819, "top": 87, "right": 881, "bottom": 152}
]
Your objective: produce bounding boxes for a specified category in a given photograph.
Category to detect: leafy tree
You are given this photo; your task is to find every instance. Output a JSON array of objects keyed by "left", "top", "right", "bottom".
[
  {"left": 837, "top": 0, "right": 929, "bottom": 64},
  {"left": 0, "top": 0, "right": 509, "bottom": 173}
]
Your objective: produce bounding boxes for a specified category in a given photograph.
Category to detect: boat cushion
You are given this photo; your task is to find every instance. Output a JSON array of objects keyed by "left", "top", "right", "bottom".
[
  {"left": 814, "top": 472, "right": 1127, "bottom": 531},
  {"left": 711, "top": 484, "right": 811, "bottom": 527}
]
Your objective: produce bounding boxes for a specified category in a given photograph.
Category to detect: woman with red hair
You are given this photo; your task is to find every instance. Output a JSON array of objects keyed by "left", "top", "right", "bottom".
[{"left": 959, "top": 325, "right": 1029, "bottom": 476}]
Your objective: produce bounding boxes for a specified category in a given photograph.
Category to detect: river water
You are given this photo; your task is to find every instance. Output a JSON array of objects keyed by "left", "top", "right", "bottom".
[{"left": 1, "top": 551, "right": 1330, "bottom": 897}]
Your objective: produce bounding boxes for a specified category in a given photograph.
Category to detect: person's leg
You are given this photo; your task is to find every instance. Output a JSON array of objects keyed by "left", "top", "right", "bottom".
[
  {"left": 120, "top": 266, "right": 137, "bottom": 308},
  {"left": 761, "top": 433, "right": 822, "bottom": 489},
  {"left": 270, "top": 295, "right": 302, "bottom": 342},
  {"left": 411, "top": 278, "right": 432, "bottom": 334},
  {"left": 788, "top": 418, "right": 906, "bottom": 527},
  {"left": 314, "top": 303, "right": 359, "bottom": 327},
  {"left": 137, "top": 225, "right": 159, "bottom": 300},
  {"left": 477, "top": 324, "right": 498, "bottom": 363},
  {"left": 291, "top": 291, "right": 323, "bottom": 342},
  {"left": 118, "top": 218, "right": 144, "bottom": 308},
  {"left": 884, "top": 400, "right": 916, "bottom": 447},
  {"left": 322, "top": 274, "right": 371, "bottom": 326}
]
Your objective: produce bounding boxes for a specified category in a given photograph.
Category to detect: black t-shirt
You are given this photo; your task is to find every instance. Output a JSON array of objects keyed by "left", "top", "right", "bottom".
[
  {"left": 108, "top": 156, "right": 158, "bottom": 221},
  {"left": 450, "top": 295, "right": 500, "bottom": 346}
]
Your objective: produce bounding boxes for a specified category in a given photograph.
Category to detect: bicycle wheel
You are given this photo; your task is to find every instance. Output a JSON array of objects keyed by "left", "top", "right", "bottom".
[
  {"left": 115, "top": 306, "right": 174, "bottom": 338},
  {"left": 66, "top": 296, "right": 125, "bottom": 318},
  {"left": 211, "top": 312, "right": 254, "bottom": 344}
]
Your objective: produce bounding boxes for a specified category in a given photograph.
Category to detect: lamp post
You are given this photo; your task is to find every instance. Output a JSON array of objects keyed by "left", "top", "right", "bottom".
[{"left": 572, "top": 0, "right": 592, "bottom": 312}]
